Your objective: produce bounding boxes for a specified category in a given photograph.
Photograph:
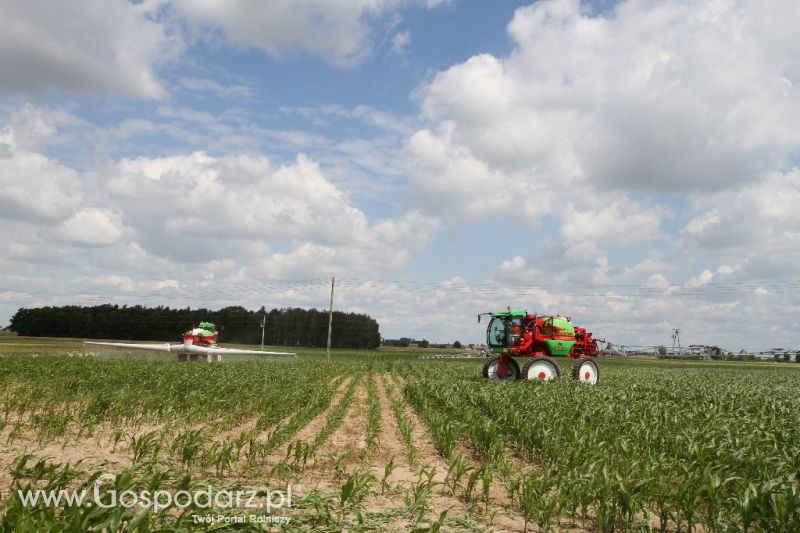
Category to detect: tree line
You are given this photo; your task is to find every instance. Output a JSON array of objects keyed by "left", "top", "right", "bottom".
[
  {"left": 381, "top": 338, "right": 463, "bottom": 349},
  {"left": 382, "top": 337, "right": 430, "bottom": 348},
  {"left": 8, "top": 304, "right": 381, "bottom": 349}
]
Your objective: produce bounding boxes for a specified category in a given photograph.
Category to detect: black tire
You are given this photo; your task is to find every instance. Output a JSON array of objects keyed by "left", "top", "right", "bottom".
[
  {"left": 571, "top": 357, "right": 600, "bottom": 384},
  {"left": 482, "top": 356, "right": 520, "bottom": 380},
  {"left": 521, "top": 356, "right": 561, "bottom": 381}
]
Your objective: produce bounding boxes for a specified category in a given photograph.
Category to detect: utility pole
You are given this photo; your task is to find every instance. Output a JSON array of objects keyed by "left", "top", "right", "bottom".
[
  {"left": 326, "top": 276, "right": 335, "bottom": 362},
  {"left": 671, "top": 329, "right": 681, "bottom": 350},
  {"left": 260, "top": 313, "right": 266, "bottom": 351}
]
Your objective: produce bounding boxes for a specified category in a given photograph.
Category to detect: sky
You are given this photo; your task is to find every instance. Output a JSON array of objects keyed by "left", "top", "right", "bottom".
[{"left": 1, "top": 0, "right": 799, "bottom": 350}]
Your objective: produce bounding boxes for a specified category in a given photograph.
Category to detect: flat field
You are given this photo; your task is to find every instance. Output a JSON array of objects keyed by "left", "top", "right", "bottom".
[{"left": 0, "top": 336, "right": 799, "bottom": 531}]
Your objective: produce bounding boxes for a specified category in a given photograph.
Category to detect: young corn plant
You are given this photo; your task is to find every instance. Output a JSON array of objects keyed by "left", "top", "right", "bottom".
[
  {"left": 170, "top": 428, "right": 206, "bottom": 467},
  {"left": 480, "top": 466, "right": 494, "bottom": 513},
  {"left": 308, "top": 376, "right": 360, "bottom": 458},
  {"left": 445, "top": 453, "right": 472, "bottom": 497},
  {"left": 464, "top": 469, "right": 480, "bottom": 504},
  {"left": 364, "top": 372, "right": 381, "bottom": 461},
  {"left": 404, "top": 466, "right": 438, "bottom": 519},
  {"left": 286, "top": 439, "right": 314, "bottom": 470},
  {"left": 410, "top": 509, "right": 449, "bottom": 533},
  {"left": 109, "top": 428, "right": 126, "bottom": 453},
  {"left": 337, "top": 468, "right": 376, "bottom": 526},
  {"left": 129, "top": 430, "right": 162, "bottom": 465},
  {"left": 384, "top": 377, "right": 418, "bottom": 464},
  {"left": 381, "top": 456, "right": 396, "bottom": 494},
  {"left": 205, "top": 440, "right": 237, "bottom": 477}
]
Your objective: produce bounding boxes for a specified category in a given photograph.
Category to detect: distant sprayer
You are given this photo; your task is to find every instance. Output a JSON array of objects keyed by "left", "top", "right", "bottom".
[{"left": 84, "top": 322, "right": 295, "bottom": 362}]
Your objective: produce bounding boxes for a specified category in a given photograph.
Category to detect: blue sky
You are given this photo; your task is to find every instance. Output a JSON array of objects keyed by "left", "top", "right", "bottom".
[{"left": 1, "top": 0, "right": 799, "bottom": 349}]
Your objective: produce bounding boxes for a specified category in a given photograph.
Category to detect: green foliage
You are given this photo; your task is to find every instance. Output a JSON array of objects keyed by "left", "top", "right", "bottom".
[
  {"left": 9, "top": 304, "right": 381, "bottom": 348},
  {"left": 0, "top": 355, "right": 344, "bottom": 464},
  {"left": 0, "top": 456, "right": 211, "bottom": 531},
  {"left": 337, "top": 469, "right": 376, "bottom": 523},
  {"left": 381, "top": 456, "right": 396, "bottom": 494},
  {"left": 2, "top": 342, "right": 800, "bottom": 531},
  {"left": 364, "top": 372, "right": 381, "bottom": 461},
  {"left": 382, "top": 337, "right": 429, "bottom": 348},
  {"left": 403, "top": 359, "right": 800, "bottom": 531},
  {"left": 384, "top": 377, "right": 417, "bottom": 465},
  {"left": 411, "top": 509, "right": 449, "bottom": 533},
  {"left": 310, "top": 376, "right": 359, "bottom": 455},
  {"left": 382, "top": 337, "right": 414, "bottom": 347}
]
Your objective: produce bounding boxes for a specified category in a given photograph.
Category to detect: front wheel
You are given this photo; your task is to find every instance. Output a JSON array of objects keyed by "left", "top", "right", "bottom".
[
  {"left": 571, "top": 357, "right": 600, "bottom": 385},
  {"left": 482, "top": 356, "right": 520, "bottom": 380},
  {"left": 521, "top": 357, "right": 561, "bottom": 381}
]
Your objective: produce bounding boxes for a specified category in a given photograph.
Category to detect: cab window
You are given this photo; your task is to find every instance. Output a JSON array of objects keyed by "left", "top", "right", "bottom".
[{"left": 487, "top": 317, "right": 507, "bottom": 347}]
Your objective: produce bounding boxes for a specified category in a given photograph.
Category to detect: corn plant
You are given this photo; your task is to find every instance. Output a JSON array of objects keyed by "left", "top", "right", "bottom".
[
  {"left": 445, "top": 453, "right": 471, "bottom": 497},
  {"left": 364, "top": 372, "right": 381, "bottom": 460},
  {"left": 337, "top": 469, "right": 376, "bottom": 525},
  {"left": 286, "top": 439, "right": 313, "bottom": 469},
  {"left": 129, "top": 430, "right": 162, "bottom": 465},
  {"left": 310, "top": 375, "right": 359, "bottom": 454},
  {"left": 384, "top": 377, "right": 418, "bottom": 464},
  {"left": 381, "top": 456, "right": 396, "bottom": 494},
  {"left": 404, "top": 466, "right": 437, "bottom": 518}
]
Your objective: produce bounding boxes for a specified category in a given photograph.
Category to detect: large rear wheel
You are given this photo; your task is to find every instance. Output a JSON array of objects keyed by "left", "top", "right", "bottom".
[
  {"left": 482, "top": 356, "right": 520, "bottom": 381},
  {"left": 521, "top": 357, "right": 561, "bottom": 381},
  {"left": 571, "top": 357, "right": 599, "bottom": 385}
]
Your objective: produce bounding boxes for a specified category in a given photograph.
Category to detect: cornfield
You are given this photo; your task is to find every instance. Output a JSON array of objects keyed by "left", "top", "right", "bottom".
[{"left": 0, "top": 338, "right": 798, "bottom": 531}]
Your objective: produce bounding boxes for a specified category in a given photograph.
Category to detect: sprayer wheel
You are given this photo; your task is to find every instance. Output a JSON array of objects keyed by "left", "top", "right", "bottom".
[
  {"left": 521, "top": 357, "right": 561, "bottom": 381},
  {"left": 571, "top": 357, "right": 600, "bottom": 385},
  {"left": 482, "top": 356, "right": 520, "bottom": 381}
]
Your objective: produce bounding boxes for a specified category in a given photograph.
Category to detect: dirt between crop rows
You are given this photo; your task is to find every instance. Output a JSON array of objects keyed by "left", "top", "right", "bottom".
[
  {"left": 0, "top": 373, "right": 608, "bottom": 531},
  {"left": 252, "top": 373, "right": 532, "bottom": 531},
  {"left": 0, "top": 376, "right": 349, "bottom": 483},
  {"left": 0, "top": 421, "right": 160, "bottom": 465}
]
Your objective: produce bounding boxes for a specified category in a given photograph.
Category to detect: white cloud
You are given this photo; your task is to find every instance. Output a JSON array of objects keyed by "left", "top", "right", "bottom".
[
  {"left": 171, "top": 0, "right": 442, "bottom": 67},
  {"left": 500, "top": 255, "right": 527, "bottom": 274},
  {"left": 117, "top": 242, "right": 177, "bottom": 276},
  {"left": 1, "top": 2, "right": 798, "bottom": 350},
  {"left": 0, "top": 0, "right": 179, "bottom": 98},
  {"left": 559, "top": 199, "right": 664, "bottom": 259},
  {"left": 110, "top": 152, "right": 357, "bottom": 240},
  {"left": 684, "top": 210, "right": 722, "bottom": 241},
  {"left": 156, "top": 106, "right": 216, "bottom": 125},
  {"left": 177, "top": 76, "right": 255, "bottom": 99},
  {"left": 0, "top": 119, "right": 84, "bottom": 222},
  {"left": 300, "top": 104, "right": 416, "bottom": 135},
  {"left": 687, "top": 269, "right": 715, "bottom": 288},
  {"left": 685, "top": 168, "right": 800, "bottom": 249},
  {"left": 54, "top": 208, "right": 125, "bottom": 247},
  {"left": 683, "top": 167, "right": 800, "bottom": 277},
  {"left": 391, "top": 30, "right": 411, "bottom": 55},
  {"left": 0, "top": 0, "right": 448, "bottom": 99},
  {"left": 400, "top": 0, "right": 800, "bottom": 343},
  {"left": 0, "top": 103, "right": 442, "bottom": 332},
  {"left": 409, "top": 0, "right": 800, "bottom": 215},
  {"left": 275, "top": 104, "right": 415, "bottom": 200},
  {"left": 645, "top": 273, "right": 670, "bottom": 290},
  {"left": 106, "top": 150, "right": 438, "bottom": 272},
  {"left": 75, "top": 274, "right": 137, "bottom": 292},
  {"left": 407, "top": 126, "right": 553, "bottom": 219},
  {"left": 2, "top": 104, "right": 84, "bottom": 150}
]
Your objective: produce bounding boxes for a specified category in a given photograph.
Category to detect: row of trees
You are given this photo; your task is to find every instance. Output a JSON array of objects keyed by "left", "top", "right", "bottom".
[
  {"left": 382, "top": 338, "right": 430, "bottom": 348},
  {"left": 8, "top": 304, "right": 381, "bottom": 349},
  {"left": 381, "top": 338, "right": 463, "bottom": 349}
]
